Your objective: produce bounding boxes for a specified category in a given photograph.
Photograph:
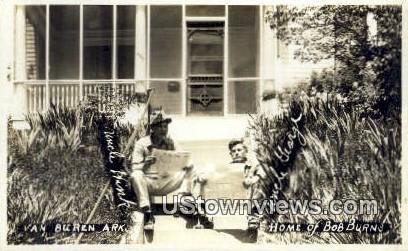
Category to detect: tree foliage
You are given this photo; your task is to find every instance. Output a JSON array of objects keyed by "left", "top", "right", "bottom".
[{"left": 265, "top": 5, "right": 401, "bottom": 118}]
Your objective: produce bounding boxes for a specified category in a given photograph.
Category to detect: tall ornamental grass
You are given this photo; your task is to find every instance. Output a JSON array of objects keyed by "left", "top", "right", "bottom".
[
  {"left": 250, "top": 94, "right": 401, "bottom": 244},
  {"left": 7, "top": 89, "right": 147, "bottom": 244}
]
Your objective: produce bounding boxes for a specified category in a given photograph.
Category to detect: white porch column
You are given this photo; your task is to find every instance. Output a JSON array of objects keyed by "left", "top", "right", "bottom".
[
  {"left": 135, "top": 5, "right": 147, "bottom": 92},
  {"left": 15, "top": 6, "right": 26, "bottom": 81},
  {"left": 262, "top": 5, "right": 280, "bottom": 93},
  {"left": 276, "top": 34, "right": 289, "bottom": 92},
  {"left": 14, "top": 5, "right": 28, "bottom": 117}
]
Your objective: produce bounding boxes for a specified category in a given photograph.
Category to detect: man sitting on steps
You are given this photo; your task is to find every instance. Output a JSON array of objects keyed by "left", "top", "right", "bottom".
[
  {"left": 129, "top": 109, "right": 206, "bottom": 230},
  {"left": 228, "top": 138, "right": 266, "bottom": 230}
]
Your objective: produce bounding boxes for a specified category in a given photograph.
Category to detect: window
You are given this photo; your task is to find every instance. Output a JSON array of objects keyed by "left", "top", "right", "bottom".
[
  {"left": 25, "top": 6, "right": 46, "bottom": 80},
  {"left": 50, "top": 5, "right": 80, "bottom": 79},
  {"left": 83, "top": 5, "right": 113, "bottom": 79},
  {"left": 228, "top": 6, "right": 259, "bottom": 78},
  {"left": 117, "top": 6, "right": 135, "bottom": 79},
  {"left": 186, "top": 5, "right": 225, "bottom": 16},
  {"left": 227, "top": 6, "right": 260, "bottom": 114},
  {"left": 150, "top": 6, "right": 182, "bottom": 78},
  {"left": 228, "top": 81, "right": 259, "bottom": 114}
]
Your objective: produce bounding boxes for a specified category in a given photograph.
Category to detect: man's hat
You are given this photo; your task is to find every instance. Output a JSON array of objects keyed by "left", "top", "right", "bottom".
[{"left": 149, "top": 109, "right": 172, "bottom": 126}]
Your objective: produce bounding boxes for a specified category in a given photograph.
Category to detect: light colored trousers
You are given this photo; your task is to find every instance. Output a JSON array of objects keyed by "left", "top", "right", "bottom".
[{"left": 130, "top": 168, "right": 199, "bottom": 210}]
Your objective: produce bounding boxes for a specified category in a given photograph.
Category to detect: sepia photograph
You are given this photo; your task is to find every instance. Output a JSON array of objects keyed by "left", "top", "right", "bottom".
[{"left": 0, "top": 0, "right": 404, "bottom": 248}]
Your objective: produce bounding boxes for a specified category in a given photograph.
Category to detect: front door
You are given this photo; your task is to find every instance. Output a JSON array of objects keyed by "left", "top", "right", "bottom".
[{"left": 186, "top": 21, "right": 224, "bottom": 116}]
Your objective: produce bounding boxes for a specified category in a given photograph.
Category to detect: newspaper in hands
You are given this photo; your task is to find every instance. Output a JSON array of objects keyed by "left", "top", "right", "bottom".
[{"left": 150, "top": 149, "right": 191, "bottom": 177}]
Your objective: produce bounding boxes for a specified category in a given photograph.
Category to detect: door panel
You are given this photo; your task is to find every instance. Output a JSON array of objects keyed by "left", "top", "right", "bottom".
[{"left": 187, "top": 21, "right": 224, "bottom": 116}]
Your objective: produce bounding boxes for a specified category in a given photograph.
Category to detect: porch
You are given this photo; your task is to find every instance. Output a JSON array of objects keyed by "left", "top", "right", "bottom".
[{"left": 9, "top": 4, "right": 283, "bottom": 121}]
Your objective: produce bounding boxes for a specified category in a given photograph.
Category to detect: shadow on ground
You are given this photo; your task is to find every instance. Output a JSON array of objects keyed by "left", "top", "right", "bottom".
[{"left": 214, "top": 229, "right": 258, "bottom": 243}]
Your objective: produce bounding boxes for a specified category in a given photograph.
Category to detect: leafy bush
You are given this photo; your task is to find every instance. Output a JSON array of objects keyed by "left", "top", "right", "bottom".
[
  {"left": 250, "top": 94, "right": 401, "bottom": 244},
  {"left": 265, "top": 5, "right": 401, "bottom": 118}
]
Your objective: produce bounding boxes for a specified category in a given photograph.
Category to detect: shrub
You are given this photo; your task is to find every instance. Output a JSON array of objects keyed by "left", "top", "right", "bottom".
[
  {"left": 250, "top": 94, "right": 401, "bottom": 244},
  {"left": 7, "top": 87, "right": 148, "bottom": 244}
]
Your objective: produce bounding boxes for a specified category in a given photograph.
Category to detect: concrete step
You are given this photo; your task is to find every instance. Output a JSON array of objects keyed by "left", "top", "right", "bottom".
[
  {"left": 150, "top": 215, "right": 255, "bottom": 244},
  {"left": 153, "top": 214, "right": 248, "bottom": 230},
  {"left": 149, "top": 228, "right": 244, "bottom": 245},
  {"left": 213, "top": 215, "right": 247, "bottom": 230}
]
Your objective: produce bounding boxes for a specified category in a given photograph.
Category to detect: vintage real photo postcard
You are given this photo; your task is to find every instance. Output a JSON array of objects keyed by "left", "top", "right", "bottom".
[{"left": 0, "top": 0, "right": 406, "bottom": 249}]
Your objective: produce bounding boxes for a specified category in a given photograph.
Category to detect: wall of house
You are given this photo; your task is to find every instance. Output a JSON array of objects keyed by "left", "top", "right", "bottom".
[
  {"left": 1, "top": 2, "right": 13, "bottom": 103},
  {"left": 2, "top": 3, "right": 19, "bottom": 120},
  {"left": 279, "top": 43, "right": 334, "bottom": 89}
]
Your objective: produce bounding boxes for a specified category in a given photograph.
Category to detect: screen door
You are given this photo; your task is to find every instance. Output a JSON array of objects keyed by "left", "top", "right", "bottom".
[{"left": 187, "top": 21, "right": 224, "bottom": 116}]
